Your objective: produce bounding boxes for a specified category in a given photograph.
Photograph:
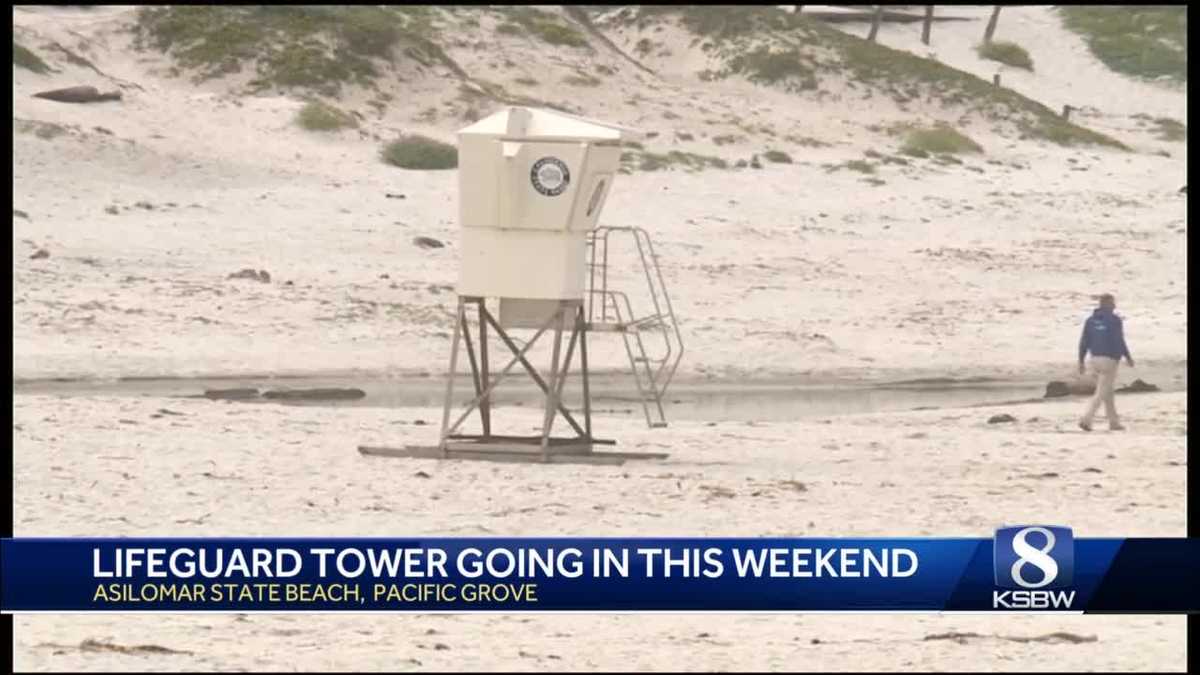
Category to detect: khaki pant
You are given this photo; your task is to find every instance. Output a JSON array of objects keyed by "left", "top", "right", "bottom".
[{"left": 1081, "top": 356, "right": 1121, "bottom": 427}]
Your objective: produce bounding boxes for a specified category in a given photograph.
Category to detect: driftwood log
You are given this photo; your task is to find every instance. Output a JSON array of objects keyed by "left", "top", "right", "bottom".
[
  {"left": 1046, "top": 377, "right": 1160, "bottom": 398},
  {"left": 202, "top": 388, "right": 261, "bottom": 401},
  {"left": 32, "top": 85, "right": 122, "bottom": 103},
  {"left": 262, "top": 388, "right": 367, "bottom": 401},
  {"left": 1044, "top": 380, "right": 1094, "bottom": 398},
  {"left": 1115, "top": 379, "right": 1160, "bottom": 394}
]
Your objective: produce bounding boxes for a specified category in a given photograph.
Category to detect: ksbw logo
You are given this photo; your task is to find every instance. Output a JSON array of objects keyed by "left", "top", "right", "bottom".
[{"left": 993, "top": 526, "right": 1076, "bottom": 610}]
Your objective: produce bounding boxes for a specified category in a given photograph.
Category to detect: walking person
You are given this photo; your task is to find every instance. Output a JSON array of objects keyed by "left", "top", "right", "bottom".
[{"left": 1077, "top": 293, "right": 1134, "bottom": 431}]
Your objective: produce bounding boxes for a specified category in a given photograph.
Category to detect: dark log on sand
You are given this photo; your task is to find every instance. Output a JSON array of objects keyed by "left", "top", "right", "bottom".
[
  {"left": 203, "top": 388, "right": 261, "bottom": 401},
  {"left": 1115, "top": 379, "right": 1160, "bottom": 394},
  {"left": 33, "top": 85, "right": 122, "bottom": 103},
  {"left": 1044, "top": 380, "right": 1095, "bottom": 398},
  {"left": 262, "top": 388, "right": 367, "bottom": 401}
]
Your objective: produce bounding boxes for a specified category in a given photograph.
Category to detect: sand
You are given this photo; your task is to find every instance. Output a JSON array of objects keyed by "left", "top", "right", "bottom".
[
  {"left": 11, "top": 392, "right": 1188, "bottom": 670},
  {"left": 10, "top": 4, "right": 1189, "bottom": 672}
]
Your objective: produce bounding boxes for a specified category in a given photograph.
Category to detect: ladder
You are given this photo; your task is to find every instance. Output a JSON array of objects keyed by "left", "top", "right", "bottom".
[{"left": 586, "top": 226, "right": 684, "bottom": 428}]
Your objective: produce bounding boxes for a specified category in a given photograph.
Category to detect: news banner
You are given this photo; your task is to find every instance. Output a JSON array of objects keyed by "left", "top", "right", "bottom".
[{"left": 1, "top": 528, "right": 1196, "bottom": 613}]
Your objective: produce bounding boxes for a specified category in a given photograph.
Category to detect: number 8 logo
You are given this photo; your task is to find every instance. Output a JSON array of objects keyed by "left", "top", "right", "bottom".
[{"left": 1010, "top": 526, "right": 1059, "bottom": 589}]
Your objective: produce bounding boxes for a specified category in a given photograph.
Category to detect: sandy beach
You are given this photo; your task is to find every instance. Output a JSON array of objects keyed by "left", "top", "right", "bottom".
[
  {"left": 11, "top": 4, "right": 1189, "bottom": 671},
  {"left": 11, "top": 392, "right": 1188, "bottom": 670}
]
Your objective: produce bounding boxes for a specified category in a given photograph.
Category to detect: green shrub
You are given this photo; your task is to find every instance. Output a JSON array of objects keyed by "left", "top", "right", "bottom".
[
  {"left": 726, "top": 47, "right": 818, "bottom": 91},
  {"left": 785, "top": 134, "right": 831, "bottom": 148},
  {"left": 296, "top": 101, "right": 357, "bottom": 131},
  {"left": 1016, "top": 117, "right": 1126, "bottom": 149},
  {"left": 901, "top": 125, "right": 983, "bottom": 155},
  {"left": 976, "top": 40, "right": 1034, "bottom": 71},
  {"left": 15, "top": 119, "right": 69, "bottom": 139},
  {"left": 620, "top": 149, "right": 727, "bottom": 172},
  {"left": 633, "top": 5, "right": 804, "bottom": 40},
  {"left": 1140, "top": 116, "right": 1187, "bottom": 142},
  {"left": 1058, "top": 6, "right": 1187, "bottom": 82},
  {"left": 532, "top": 21, "right": 588, "bottom": 47},
  {"left": 496, "top": 22, "right": 523, "bottom": 36},
  {"left": 841, "top": 159, "right": 875, "bottom": 174},
  {"left": 132, "top": 6, "right": 433, "bottom": 94},
  {"left": 497, "top": 7, "right": 588, "bottom": 48},
  {"left": 381, "top": 135, "right": 458, "bottom": 170},
  {"left": 13, "top": 41, "right": 51, "bottom": 73},
  {"left": 762, "top": 150, "right": 793, "bottom": 164},
  {"left": 1154, "top": 118, "right": 1186, "bottom": 142}
]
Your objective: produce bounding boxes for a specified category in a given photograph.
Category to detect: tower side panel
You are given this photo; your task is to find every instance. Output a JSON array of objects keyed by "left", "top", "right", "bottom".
[{"left": 458, "top": 228, "right": 587, "bottom": 299}]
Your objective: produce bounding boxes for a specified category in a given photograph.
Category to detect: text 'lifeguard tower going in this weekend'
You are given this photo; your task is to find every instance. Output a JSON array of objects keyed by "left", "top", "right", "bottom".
[{"left": 359, "top": 107, "right": 684, "bottom": 465}]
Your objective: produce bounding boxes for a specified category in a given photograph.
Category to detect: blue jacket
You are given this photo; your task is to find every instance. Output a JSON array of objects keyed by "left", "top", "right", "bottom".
[{"left": 1078, "top": 308, "right": 1132, "bottom": 362}]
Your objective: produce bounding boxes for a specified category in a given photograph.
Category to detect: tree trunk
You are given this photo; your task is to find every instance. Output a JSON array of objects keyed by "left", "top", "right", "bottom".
[
  {"left": 921, "top": 6, "right": 933, "bottom": 45},
  {"left": 983, "top": 6, "right": 1002, "bottom": 44},
  {"left": 867, "top": 5, "right": 883, "bottom": 42}
]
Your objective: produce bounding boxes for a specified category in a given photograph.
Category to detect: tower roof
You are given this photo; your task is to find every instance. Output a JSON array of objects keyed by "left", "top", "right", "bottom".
[{"left": 457, "top": 106, "right": 642, "bottom": 142}]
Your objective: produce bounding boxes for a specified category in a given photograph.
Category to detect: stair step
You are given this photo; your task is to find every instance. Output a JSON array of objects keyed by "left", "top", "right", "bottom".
[
  {"left": 627, "top": 318, "right": 664, "bottom": 329},
  {"left": 588, "top": 322, "right": 626, "bottom": 332}
]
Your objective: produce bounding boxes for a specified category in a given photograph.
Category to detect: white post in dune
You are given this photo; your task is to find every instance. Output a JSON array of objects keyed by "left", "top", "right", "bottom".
[{"left": 359, "top": 106, "right": 683, "bottom": 466}]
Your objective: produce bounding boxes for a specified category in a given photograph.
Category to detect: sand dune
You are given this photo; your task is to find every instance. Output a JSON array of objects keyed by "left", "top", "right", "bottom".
[{"left": 11, "top": 5, "right": 1188, "bottom": 384}]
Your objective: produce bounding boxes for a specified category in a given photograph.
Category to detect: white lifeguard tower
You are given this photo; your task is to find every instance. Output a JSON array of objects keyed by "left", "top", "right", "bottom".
[{"left": 360, "top": 107, "right": 683, "bottom": 465}]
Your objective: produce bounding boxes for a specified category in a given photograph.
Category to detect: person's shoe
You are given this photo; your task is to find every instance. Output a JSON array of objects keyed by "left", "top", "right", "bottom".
[
  {"left": 1110, "top": 423, "right": 1126, "bottom": 431},
  {"left": 1078, "top": 420, "right": 1092, "bottom": 432}
]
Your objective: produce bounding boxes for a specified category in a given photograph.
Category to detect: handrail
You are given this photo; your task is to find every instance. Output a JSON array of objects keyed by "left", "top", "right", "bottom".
[
  {"left": 635, "top": 228, "right": 685, "bottom": 392},
  {"left": 588, "top": 226, "right": 684, "bottom": 396},
  {"left": 585, "top": 226, "right": 683, "bottom": 428}
]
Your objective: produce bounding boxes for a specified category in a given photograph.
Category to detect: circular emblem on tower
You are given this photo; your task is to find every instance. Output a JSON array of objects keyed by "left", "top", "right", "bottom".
[{"left": 530, "top": 157, "right": 570, "bottom": 197}]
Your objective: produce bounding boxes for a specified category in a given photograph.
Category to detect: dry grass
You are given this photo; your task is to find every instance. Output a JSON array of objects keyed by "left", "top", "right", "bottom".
[
  {"left": 901, "top": 124, "right": 983, "bottom": 155},
  {"left": 295, "top": 101, "right": 357, "bottom": 131},
  {"left": 762, "top": 149, "right": 793, "bottom": 163},
  {"left": 14, "top": 41, "right": 51, "bottom": 73}
]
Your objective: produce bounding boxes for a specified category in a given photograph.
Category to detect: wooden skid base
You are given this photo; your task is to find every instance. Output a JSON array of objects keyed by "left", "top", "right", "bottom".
[
  {"left": 358, "top": 445, "right": 669, "bottom": 466},
  {"left": 448, "top": 434, "right": 617, "bottom": 446}
]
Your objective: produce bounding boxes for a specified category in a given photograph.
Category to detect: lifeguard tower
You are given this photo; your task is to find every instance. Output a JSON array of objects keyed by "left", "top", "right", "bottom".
[{"left": 359, "top": 107, "right": 683, "bottom": 465}]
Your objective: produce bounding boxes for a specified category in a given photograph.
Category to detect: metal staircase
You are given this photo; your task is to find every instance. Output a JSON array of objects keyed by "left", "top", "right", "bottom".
[{"left": 586, "top": 226, "right": 684, "bottom": 428}]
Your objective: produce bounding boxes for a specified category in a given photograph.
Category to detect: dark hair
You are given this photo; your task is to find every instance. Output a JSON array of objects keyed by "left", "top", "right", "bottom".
[{"left": 1098, "top": 293, "right": 1115, "bottom": 304}]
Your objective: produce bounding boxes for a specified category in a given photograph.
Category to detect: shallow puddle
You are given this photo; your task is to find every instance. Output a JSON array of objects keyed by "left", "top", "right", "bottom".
[{"left": 12, "top": 365, "right": 1185, "bottom": 424}]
